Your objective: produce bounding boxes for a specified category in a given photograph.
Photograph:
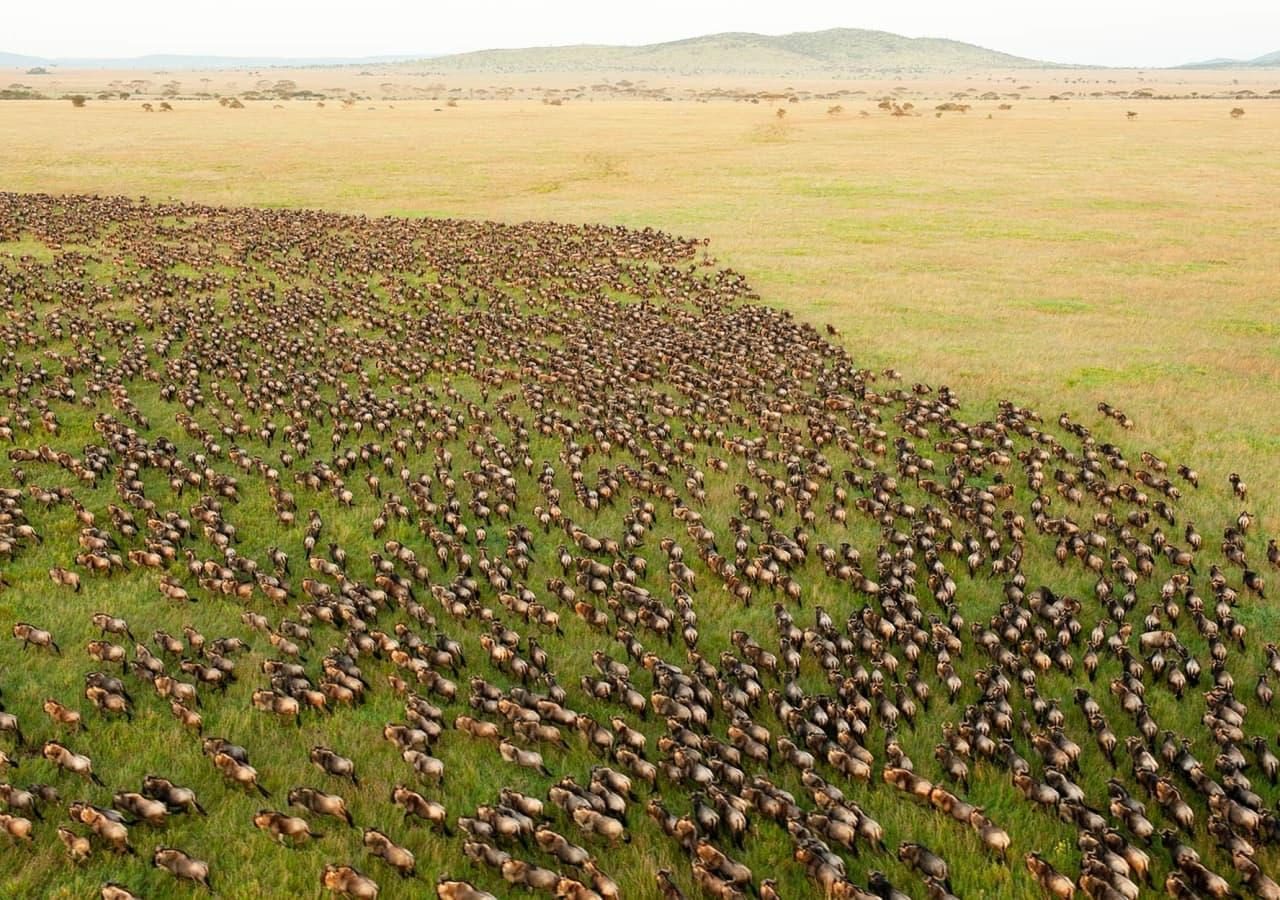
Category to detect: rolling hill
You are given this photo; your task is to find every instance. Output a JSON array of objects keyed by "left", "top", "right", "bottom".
[
  {"left": 0, "top": 51, "right": 50, "bottom": 68},
  {"left": 7, "top": 30, "right": 1276, "bottom": 75},
  {"left": 1, "top": 29, "right": 1054, "bottom": 75},
  {"left": 416, "top": 28, "right": 1056, "bottom": 75},
  {"left": 1179, "top": 49, "right": 1280, "bottom": 68},
  {"left": 0, "top": 51, "right": 429, "bottom": 70}
]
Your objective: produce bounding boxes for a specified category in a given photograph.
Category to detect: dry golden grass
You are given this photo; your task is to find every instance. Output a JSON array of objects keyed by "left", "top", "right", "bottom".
[
  {"left": 3, "top": 83, "right": 1277, "bottom": 530},
  {"left": 8, "top": 61, "right": 1279, "bottom": 98}
]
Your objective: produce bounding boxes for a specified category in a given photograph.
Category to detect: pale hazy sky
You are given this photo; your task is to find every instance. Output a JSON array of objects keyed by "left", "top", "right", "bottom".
[{"left": 7, "top": 0, "right": 1279, "bottom": 67}]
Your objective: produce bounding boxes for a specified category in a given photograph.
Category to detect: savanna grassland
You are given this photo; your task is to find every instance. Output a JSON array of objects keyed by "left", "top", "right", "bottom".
[
  {"left": 2, "top": 83, "right": 1277, "bottom": 503},
  {"left": 0, "top": 72, "right": 1277, "bottom": 900}
]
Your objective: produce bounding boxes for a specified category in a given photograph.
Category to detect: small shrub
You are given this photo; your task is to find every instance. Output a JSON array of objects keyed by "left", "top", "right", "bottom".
[
  {"left": 68, "top": 94, "right": 87, "bottom": 108},
  {"left": 1230, "top": 107, "right": 1245, "bottom": 118}
]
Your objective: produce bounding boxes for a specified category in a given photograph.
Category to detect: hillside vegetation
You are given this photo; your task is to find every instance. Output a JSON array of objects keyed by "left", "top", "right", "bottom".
[
  {"left": 1180, "top": 50, "right": 1280, "bottom": 68},
  {"left": 416, "top": 28, "right": 1052, "bottom": 75}
]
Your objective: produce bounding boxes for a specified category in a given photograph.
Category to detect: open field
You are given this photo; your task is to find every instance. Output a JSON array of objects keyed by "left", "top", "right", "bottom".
[
  {"left": 2, "top": 88, "right": 1278, "bottom": 525},
  {"left": 6, "top": 58, "right": 1280, "bottom": 98},
  {"left": 0, "top": 73, "right": 1278, "bottom": 900}
]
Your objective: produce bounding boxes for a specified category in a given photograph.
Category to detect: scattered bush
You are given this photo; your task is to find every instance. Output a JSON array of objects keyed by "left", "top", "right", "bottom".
[
  {"left": 1230, "top": 107, "right": 1245, "bottom": 118},
  {"left": 67, "top": 94, "right": 87, "bottom": 108}
]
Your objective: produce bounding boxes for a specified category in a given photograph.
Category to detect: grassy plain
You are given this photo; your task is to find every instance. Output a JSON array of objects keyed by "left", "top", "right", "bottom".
[
  {"left": 2, "top": 84, "right": 1276, "bottom": 528},
  {"left": 0, "top": 73, "right": 1278, "bottom": 899}
]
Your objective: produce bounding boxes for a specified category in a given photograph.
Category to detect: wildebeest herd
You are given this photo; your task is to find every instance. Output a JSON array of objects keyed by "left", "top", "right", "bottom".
[{"left": 0, "top": 191, "right": 1275, "bottom": 898}]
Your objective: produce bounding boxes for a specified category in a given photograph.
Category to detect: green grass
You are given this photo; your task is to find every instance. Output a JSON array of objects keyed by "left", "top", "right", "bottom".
[
  {"left": 0, "top": 238, "right": 57, "bottom": 260},
  {"left": 0, "top": 86, "right": 1276, "bottom": 899},
  {"left": 0, "top": 192, "right": 1275, "bottom": 900}
]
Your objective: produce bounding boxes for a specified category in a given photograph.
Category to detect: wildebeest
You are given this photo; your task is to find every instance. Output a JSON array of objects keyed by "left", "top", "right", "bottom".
[{"left": 153, "top": 847, "right": 212, "bottom": 891}]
